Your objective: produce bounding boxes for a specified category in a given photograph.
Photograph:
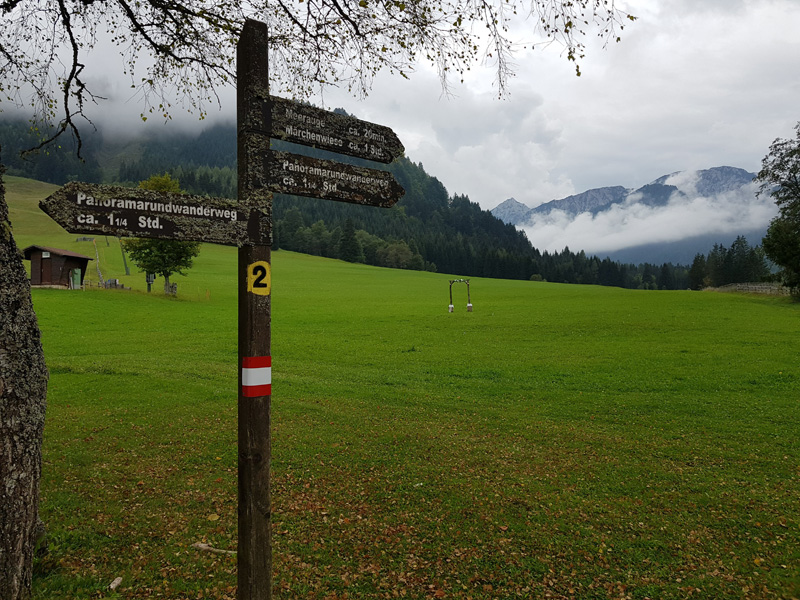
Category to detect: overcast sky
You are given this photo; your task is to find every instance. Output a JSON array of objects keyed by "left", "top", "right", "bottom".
[
  {"left": 341, "top": 0, "right": 800, "bottom": 209},
  {"left": 86, "top": 0, "right": 799, "bottom": 254}
]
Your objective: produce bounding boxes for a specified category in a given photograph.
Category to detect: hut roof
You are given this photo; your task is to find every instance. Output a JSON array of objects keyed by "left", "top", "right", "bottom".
[{"left": 23, "top": 245, "right": 93, "bottom": 261}]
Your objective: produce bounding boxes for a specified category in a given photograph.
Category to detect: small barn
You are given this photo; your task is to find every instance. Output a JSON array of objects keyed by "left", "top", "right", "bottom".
[{"left": 24, "top": 245, "right": 93, "bottom": 289}]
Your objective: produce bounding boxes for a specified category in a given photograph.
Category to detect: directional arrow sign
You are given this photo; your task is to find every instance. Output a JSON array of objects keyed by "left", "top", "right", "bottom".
[
  {"left": 40, "top": 182, "right": 270, "bottom": 246},
  {"left": 264, "top": 150, "right": 405, "bottom": 208},
  {"left": 268, "top": 95, "right": 404, "bottom": 164}
]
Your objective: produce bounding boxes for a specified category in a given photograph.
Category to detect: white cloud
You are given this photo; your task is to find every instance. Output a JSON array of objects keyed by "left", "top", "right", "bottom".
[
  {"left": 521, "top": 181, "right": 777, "bottom": 255},
  {"left": 663, "top": 171, "right": 700, "bottom": 196}
]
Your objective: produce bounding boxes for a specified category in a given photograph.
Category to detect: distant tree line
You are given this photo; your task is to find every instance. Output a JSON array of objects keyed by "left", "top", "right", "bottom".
[
  {"left": 0, "top": 119, "right": 102, "bottom": 183},
  {"left": 118, "top": 161, "right": 236, "bottom": 198},
  {"left": 116, "top": 123, "right": 238, "bottom": 198},
  {"left": 535, "top": 249, "right": 691, "bottom": 290},
  {"left": 0, "top": 117, "right": 772, "bottom": 290},
  {"left": 275, "top": 212, "right": 435, "bottom": 272},
  {"left": 688, "top": 236, "right": 770, "bottom": 290}
]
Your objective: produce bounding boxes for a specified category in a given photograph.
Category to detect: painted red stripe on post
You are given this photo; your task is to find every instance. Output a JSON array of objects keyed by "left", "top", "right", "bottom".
[
  {"left": 242, "top": 383, "right": 271, "bottom": 397},
  {"left": 242, "top": 356, "right": 271, "bottom": 368}
]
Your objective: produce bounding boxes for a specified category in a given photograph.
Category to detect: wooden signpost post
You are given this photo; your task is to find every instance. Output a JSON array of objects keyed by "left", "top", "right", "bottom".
[
  {"left": 235, "top": 20, "right": 403, "bottom": 598},
  {"left": 40, "top": 17, "right": 404, "bottom": 600}
]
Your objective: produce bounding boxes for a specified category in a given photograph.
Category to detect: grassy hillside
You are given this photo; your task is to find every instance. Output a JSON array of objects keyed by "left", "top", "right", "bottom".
[
  {"left": 6, "top": 175, "right": 136, "bottom": 284},
  {"left": 5, "top": 176, "right": 800, "bottom": 599},
  {"left": 6, "top": 174, "right": 210, "bottom": 290},
  {"left": 6, "top": 176, "right": 62, "bottom": 248}
]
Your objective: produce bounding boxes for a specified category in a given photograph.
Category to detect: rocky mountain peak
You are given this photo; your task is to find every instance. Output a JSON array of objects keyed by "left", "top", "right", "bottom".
[{"left": 490, "top": 166, "right": 757, "bottom": 227}]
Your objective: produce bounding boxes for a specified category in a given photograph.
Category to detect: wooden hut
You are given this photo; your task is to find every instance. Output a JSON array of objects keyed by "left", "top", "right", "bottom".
[{"left": 23, "top": 245, "right": 93, "bottom": 289}]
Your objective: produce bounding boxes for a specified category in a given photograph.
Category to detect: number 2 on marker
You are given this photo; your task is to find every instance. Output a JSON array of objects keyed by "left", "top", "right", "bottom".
[{"left": 247, "top": 261, "right": 271, "bottom": 295}]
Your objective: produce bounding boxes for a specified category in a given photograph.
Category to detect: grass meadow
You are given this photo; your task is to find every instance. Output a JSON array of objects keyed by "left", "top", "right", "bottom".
[{"left": 6, "top": 176, "right": 800, "bottom": 599}]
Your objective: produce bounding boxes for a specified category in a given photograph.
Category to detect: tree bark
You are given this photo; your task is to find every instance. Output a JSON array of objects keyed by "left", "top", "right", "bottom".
[{"left": 0, "top": 161, "right": 49, "bottom": 600}]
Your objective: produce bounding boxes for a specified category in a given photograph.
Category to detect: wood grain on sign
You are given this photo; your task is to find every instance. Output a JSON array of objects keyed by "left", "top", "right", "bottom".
[
  {"left": 269, "top": 95, "right": 404, "bottom": 164},
  {"left": 39, "top": 182, "right": 269, "bottom": 246},
  {"left": 264, "top": 150, "right": 404, "bottom": 208}
]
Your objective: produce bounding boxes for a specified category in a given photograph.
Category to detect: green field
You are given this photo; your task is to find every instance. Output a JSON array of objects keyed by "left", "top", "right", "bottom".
[{"left": 5, "top": 176, "right": 800, "bottom": 599}]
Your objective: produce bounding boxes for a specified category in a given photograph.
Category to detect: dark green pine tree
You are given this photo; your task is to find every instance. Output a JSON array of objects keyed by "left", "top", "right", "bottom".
[
  {"left": 706, "top": 244, "right": 727, "bottom": 287},
  {"left": 688, "top": 253, "right": 707, "bottom": 290},
  {"left": 338, "top": 218, "right": 362, "bottom": 263}
]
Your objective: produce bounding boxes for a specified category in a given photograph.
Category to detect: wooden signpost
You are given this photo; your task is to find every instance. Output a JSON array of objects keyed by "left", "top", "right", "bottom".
[
  {"left": 235, "top": 21, "right": 403, "bottom": 597},
  {"left": 40, "top": 17, "right": 404, "bottom": 600}
]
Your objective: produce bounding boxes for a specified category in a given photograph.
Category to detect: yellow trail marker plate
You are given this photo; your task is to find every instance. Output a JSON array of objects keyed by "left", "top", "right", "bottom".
[{"left": 247, "top": 261, "right": 271, "bottom": 295}]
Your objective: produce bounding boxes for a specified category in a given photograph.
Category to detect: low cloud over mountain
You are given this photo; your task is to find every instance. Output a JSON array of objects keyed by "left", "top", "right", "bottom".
[{"left": 491, "top": 167, "right": 776, "bottom": 263}]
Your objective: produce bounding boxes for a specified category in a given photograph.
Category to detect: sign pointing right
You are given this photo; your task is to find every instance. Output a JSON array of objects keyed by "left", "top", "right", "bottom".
[
  {"left": 268, "top": 95, "right": 405, "bottom": 164},
  {"left": 264, "top": 150, "right": 404, "bottom": 208}
]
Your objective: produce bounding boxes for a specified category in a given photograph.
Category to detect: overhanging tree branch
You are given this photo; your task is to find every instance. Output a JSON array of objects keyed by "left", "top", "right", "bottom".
[
  {"left": 25, "top": 0, "right": 100, "bottom": 155},
  {"left": 1, "top": 0, "right": 635, "bottom": 153}
]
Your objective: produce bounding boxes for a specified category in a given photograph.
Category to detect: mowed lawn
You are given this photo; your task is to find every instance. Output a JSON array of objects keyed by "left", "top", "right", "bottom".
[{"left": 6, "top": 177, "right": 799, "bottom": 599}]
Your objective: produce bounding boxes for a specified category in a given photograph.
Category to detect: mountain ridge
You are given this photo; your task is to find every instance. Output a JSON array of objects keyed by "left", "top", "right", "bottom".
[
  {"left": 529, "top": 185, "right": 630, "bottom": 216},
  {"left": 491, "top": 166, "right": 757, "bottom": 224},
  {"left": 488, "top": 166, "right": 769, "bottom": 264}
]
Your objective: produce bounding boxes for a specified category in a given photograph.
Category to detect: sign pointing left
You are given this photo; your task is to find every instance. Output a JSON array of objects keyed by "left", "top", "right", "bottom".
[{"left": 40, "top": 182, "right": 270, "bottom": 246}]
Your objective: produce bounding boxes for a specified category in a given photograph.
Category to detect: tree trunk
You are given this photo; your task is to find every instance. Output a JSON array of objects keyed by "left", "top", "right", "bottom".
[
  {"left": 163, "top": 274, "right": 171, "bottom": 295},
  {"left": 0, "top": 162, "right": 49, "bottom": 600}
]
